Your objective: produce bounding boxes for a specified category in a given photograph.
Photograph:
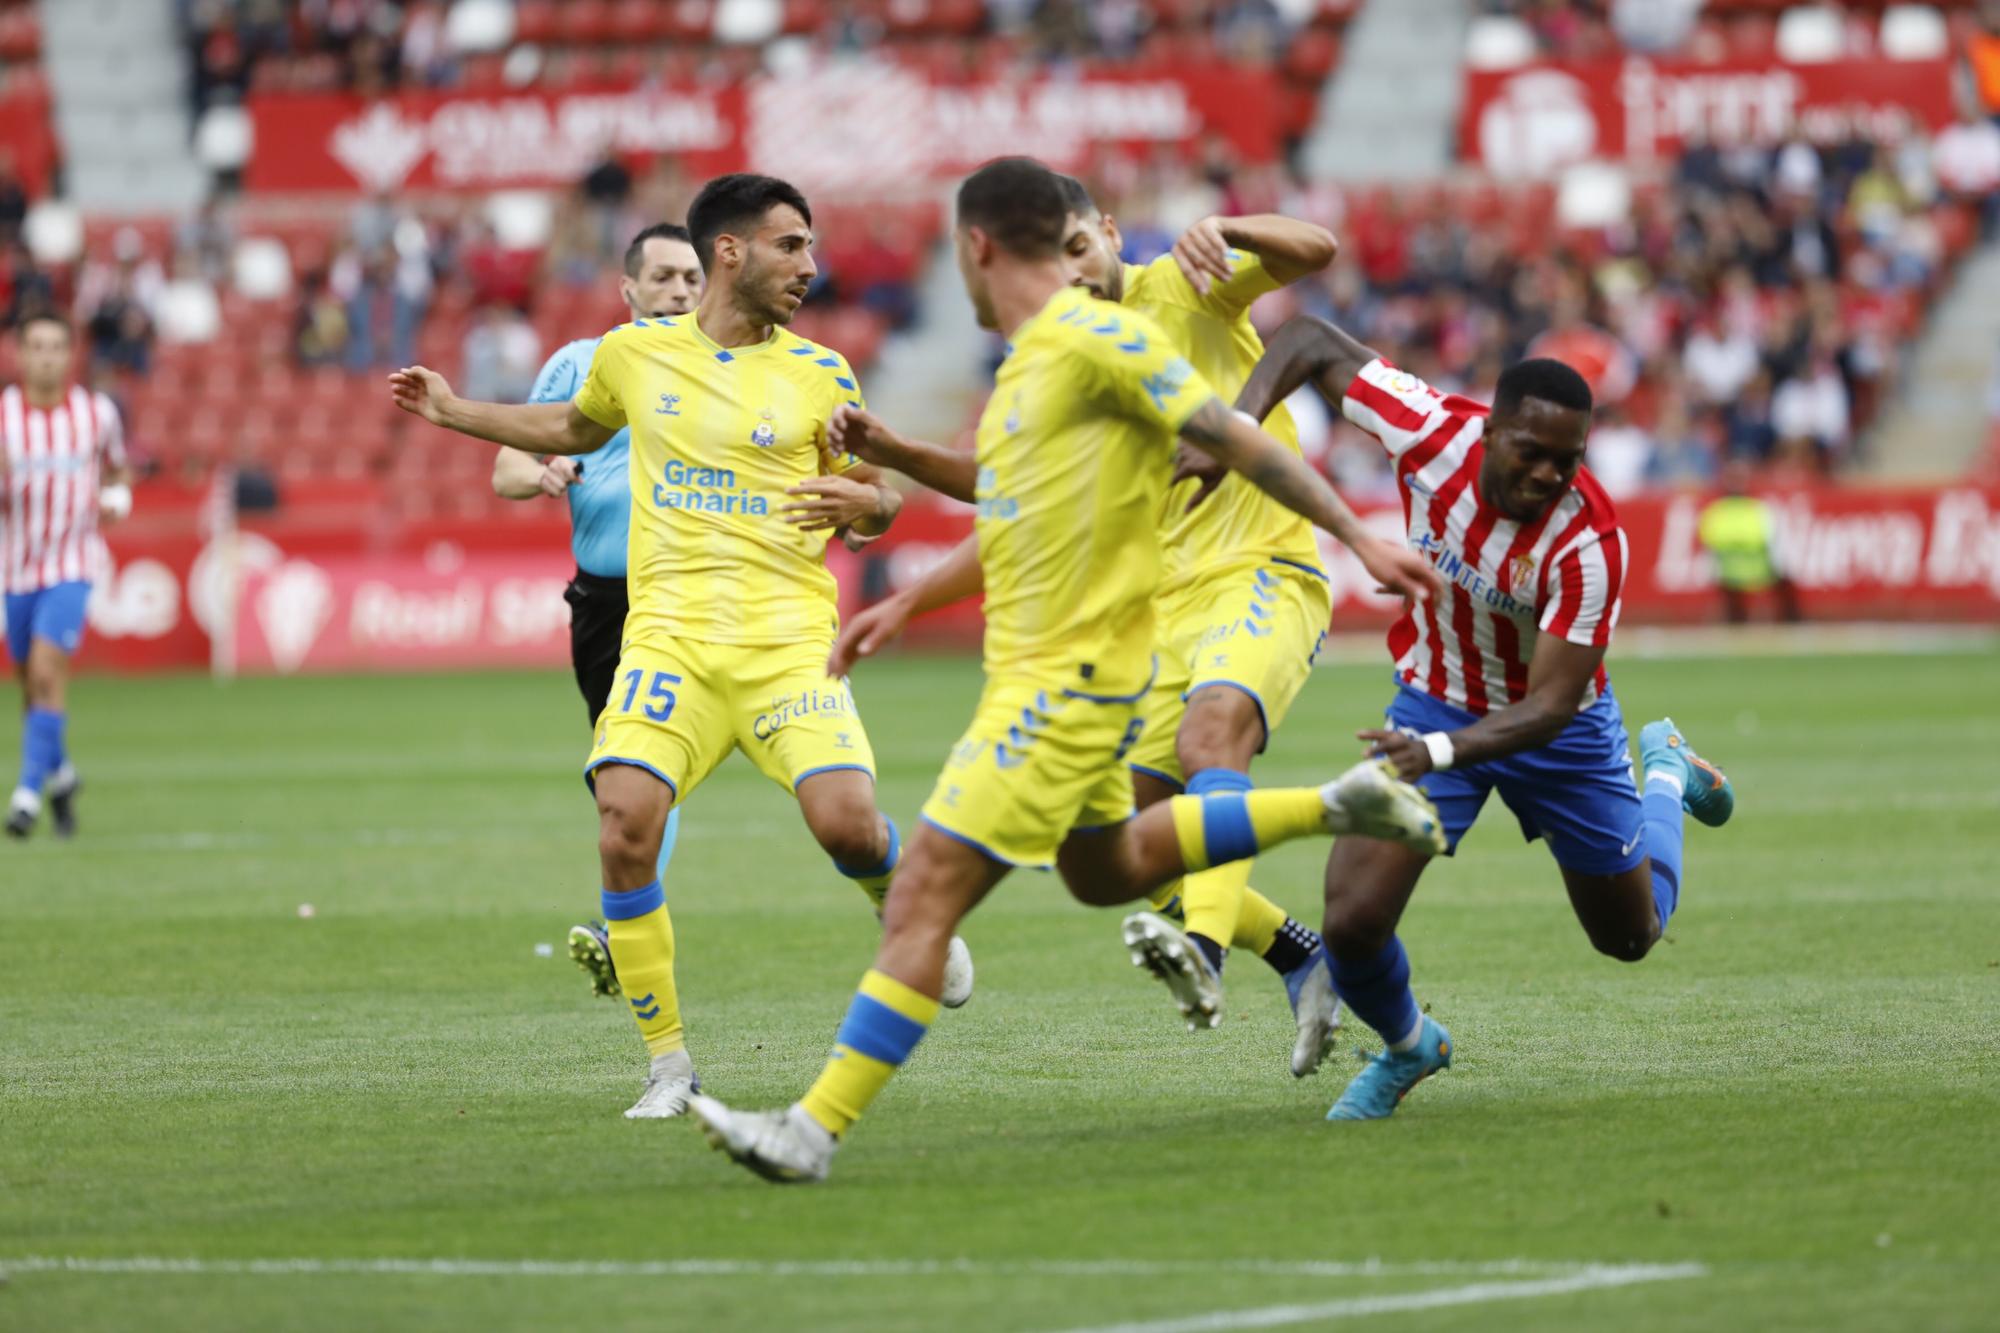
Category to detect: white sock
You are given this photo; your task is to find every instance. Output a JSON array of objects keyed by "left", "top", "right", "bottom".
[
  {"left": 9, "top": 785, "right": 39, "bottom": 817},
  {"left": 1644, "top": 768, "right": 1685, "bottom": 798},
  {"left": 1387, "top": 1015, "right": 1425, "bottom": 1052}
]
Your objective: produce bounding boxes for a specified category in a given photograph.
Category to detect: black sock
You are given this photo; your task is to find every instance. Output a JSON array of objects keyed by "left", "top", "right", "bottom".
[
  {"left": 1189, "top": 931, "right": 1226, "bottom": 974},
  {"left": 1261, "top": 917, "right": 1320, "bottom": 975}
]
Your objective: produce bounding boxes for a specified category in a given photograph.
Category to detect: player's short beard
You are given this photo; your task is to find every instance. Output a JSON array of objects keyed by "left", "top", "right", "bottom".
[{"left": 736, "top": 252, "right": 796, "bottom": 327}]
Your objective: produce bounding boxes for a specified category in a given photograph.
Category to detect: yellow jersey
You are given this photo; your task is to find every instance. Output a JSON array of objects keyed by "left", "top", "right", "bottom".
[
  {"left": 572, "top": 315, "right": 865, "bottom": 647},
  {"left": 973, "top": 286, "right": 1218, "bottom": 698},
  {"left": 1122, "top": 251, "right": 1323, "bottom": 593}
]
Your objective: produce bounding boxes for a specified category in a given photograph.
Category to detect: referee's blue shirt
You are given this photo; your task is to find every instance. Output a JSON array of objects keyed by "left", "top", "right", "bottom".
[{"left": 530, "top": 337, "right": 630, "bottom": 579}]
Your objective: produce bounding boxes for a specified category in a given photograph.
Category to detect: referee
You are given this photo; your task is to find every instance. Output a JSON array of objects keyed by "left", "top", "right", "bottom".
[{"left": 491, "top": 221, "right": 704, "bottom": 997}]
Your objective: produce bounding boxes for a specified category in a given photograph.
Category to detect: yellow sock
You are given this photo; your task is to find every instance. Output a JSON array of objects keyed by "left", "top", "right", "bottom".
[
  {"left": 1182, "top": 858, "right": 1254, "bottom": 948},
  {"left": 1231, "top": 885, "right": 1289, "bottom": 956},
  {"left": 602, "top": 881, "right": 683, "bottom": 1057},
  {"left": 800, "top": 969, "right": 940, "bottom": 1137},
  {"left": 1148, "top": 879, "right": 1184, "bottom": 919},
  {"left": 1169, "top": 787, "right": 1325, "bottom": 873}
]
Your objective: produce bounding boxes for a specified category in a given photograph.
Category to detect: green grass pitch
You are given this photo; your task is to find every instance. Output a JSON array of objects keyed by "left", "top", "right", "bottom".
[{"left": 3, "top": 651, "right": 1996, "bottom": 1332}]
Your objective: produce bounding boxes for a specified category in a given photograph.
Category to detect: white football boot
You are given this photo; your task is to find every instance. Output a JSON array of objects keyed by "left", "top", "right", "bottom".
[
  {"left": 690, "top": 1096, "right": 836, "bottom": 1184},
  {"left": 1286, "top": 949, "right": 1342, "bottom": 1078},
  {"left": 940, "top": 935, "right": 975, "bottom": 1009},
  {"left": 1121, "top": 911, "right": 1223, "bottom": 1031},
  {"left": 1320, "top": 759, "right": 1448, "bottom": 855},
  {"left": 624, "top": 1049, "right": 698, "bottom": 1120}
]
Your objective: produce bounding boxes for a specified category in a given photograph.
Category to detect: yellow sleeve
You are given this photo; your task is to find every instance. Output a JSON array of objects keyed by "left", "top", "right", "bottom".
[
  {"left": 1137, "top": 250, "right": 1281, "bottom": 319},
  {"left": 819, "top": 349, "right": 867, "bottom": 475},
  {"left": 1073, "top": 305, "right": 1217, "bottom": 437},
  {"left": 572, "top": 331, "right": 628, "bottom": 431}
]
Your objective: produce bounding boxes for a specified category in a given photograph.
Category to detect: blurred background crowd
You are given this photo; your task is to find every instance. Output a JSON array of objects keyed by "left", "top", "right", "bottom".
[{"left": 2, "top": 0, "right": 1997, "bottom": 518}]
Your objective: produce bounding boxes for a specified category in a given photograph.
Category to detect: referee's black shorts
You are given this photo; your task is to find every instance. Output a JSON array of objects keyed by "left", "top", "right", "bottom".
[{"left": 563, "top": 569, "right": 629, "bottom": 725}]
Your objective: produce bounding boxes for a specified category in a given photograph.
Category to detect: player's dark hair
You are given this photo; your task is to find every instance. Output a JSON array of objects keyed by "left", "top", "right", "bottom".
[
  {"left": 956, "top": 157, "right": 1069, "bottom": 259},
  {"left": 16, "top": 309, "right": 71, "bottom": 341},
  {"left": 1494, "top": 358, "right": 1594, "bottom": 418},
  {"left": 622, "top": 222, "right": 693, "bottom": 277},
  {"left": 686, "top": 174, "right": 812, "bottom": 272},
  {"left": 1055, "top": 173, "right": 1098, "bottom": 218}
]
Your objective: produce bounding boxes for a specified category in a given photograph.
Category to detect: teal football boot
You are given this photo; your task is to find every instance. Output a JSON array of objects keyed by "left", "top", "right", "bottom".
[
  {"left": 1326, "top": 1015, "right": 1452, "bottom": 1121},
  {"left": 1639, "top": 717, "right": 1734, "bottom": 827}
]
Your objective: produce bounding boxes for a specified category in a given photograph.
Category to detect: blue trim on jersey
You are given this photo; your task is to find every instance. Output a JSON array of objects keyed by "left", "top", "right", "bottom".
[
  {"left": 794, "top": 762, "right": 875, "bottom": 788},
  {"left": 919, "top": 813, "right": 1049, "bottom": 870},
  {"left": 714, "top": 349, "right": 734, "bottom": 363},
  {"left": 1064, "top": 657, "right": 1160, "bottom": 705},
  {"left": 1270, "top": 556, "right": 1330, "bottom": 583},
  {"left": 583, "top": 755, "right": 680, "bottom": 800},
  {"left": 1130, "top": 763, "right": 1185, "bottom": 792}
]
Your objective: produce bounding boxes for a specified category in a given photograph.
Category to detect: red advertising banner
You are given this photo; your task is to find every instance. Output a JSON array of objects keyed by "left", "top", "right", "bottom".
[
  {"left": 243, "top": 62, "right": 1279, "bottom": 196},
  {"left": 1461, "top": 55, "right": 1956, "bottom": 178},
  {"left": 70, "top": 483, "right": 2000, "bottom": 675}
]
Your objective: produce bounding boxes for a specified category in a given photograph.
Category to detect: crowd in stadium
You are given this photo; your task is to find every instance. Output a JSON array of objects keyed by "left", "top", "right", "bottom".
[{"left": 0, "top": 0, "right": 1992, "bottom": 497}]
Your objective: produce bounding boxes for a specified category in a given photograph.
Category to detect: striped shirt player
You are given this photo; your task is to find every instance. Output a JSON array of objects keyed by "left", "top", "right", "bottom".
[
  {"left": 1233, "top": 318, "right": 1737, "bottom": 1123},
  {"left": 4, "top": 312, "right": 133, "bottom": 839}
]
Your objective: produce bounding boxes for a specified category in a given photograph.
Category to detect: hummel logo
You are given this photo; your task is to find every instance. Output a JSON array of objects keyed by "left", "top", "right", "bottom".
[{"left": 657, "top": 393, "right": 682, "bottom": 416}]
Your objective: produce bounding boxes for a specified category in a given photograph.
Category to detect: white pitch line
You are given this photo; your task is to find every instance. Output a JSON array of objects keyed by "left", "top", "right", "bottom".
[
  {"left": 1048, "top": 1264, "right": 1710, "bottom": 1333},
  {"left": 0, "top": 1256, "right": 1622, "bottom": 1282}
]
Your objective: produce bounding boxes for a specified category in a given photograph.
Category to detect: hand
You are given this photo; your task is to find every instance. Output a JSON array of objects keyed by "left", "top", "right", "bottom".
[
  {"left": 1358, "top": 728, "right": 1432, "bottom": 781},
  {"left": 827, "top": 403, "right": 901, "bottom": 467},
  {"left": 537, "top": 456, "right": 581, "bottom": 498},
  {"left": 1170, "top": 441, "right": 1229, "bottom": 512},
  {"left": 98, "top": 483, "right": 133, "bottom": 524},
  {"left": 828, "top": 594, "right": 913, "bottom": 676},
  {"left": 1357, "top": 536, "right": 1445, "bottom": 605},
  {"left": 1171, "top": 216, "right": 1236, "bottom": 296},
  {"left": 388, "top": 366, "right": 456, "bottom": 426},
  {"left": 782, "top": 474, "right": 886, "bottom": 532}
]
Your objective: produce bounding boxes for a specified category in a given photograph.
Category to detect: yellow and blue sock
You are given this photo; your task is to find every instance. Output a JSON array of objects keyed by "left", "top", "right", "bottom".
[
  {"left": 1179, "top": 770, "right": 1254, "bottom": 971},
  {"left": 1328, "top": 938, "right": 1423, "bottom": 1051},
  {"left": 1168, "top": 783, "right": 1324, "bottom": 874},
  {"left": 835, "top": 815, "right": 900, "bottom": 911},
  {"left": 15, "top": 706, "right": 64, "bottom": 798},
  {"left": 601, "top": 879, "right": 684, "bottom": 1057},
  {"left": 799, "top": 968, "right": 938, "bottom": 1137},
  {"left": 1641, "top": 772, "right": 1686, "bottom": 932}
]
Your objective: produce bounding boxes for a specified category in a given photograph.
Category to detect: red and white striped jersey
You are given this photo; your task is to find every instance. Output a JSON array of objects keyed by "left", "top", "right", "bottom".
[
  {"left": 2, "top": 384, "right": 126, "bottom": 594},
  {"left": 1341, "top": 359, "right": 1625, "bottom": 714}
]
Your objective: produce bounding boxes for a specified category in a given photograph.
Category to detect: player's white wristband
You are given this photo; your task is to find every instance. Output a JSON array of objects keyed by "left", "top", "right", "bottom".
[
  {"left": 1421, "top": 731, "right": 1456, "bottom": 771},
  {"left": 99, "top": 483, "right": 133, "bottom": 520},
  {"left": 1231, "top": 409, "right": 1260, "bottom": 429}
]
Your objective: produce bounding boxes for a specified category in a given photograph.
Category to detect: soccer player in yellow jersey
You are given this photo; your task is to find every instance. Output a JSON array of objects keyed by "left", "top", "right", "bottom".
[
  {"left": 389, "top": 174, "right": 973, "bottom": 1121},
  {"left": 690, "top": 157, "right": 1446, "bottom": 1184},
  {"left": 834, "top": 178, "right": 1356, "bottom": 1074}
]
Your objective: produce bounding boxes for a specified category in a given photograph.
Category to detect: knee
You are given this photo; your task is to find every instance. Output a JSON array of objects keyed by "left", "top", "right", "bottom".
[
  {"left": 1175, "top": 690, "right": 1262, "bottom": 773},
  {"left": 1323, "top": 900, "right": 1397, "bottom": 959},
  {"left": 1588, "top": 928, "right": 1656, "bottom": 964},
  {"left": 813, "top": 809, "right": 885, "bottom": 871},
  {"left": 596, "top": 800, "right": 659, "bottom": 872}
]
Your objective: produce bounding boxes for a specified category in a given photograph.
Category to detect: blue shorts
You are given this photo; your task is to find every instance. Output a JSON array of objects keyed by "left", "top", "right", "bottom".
[
  {"left": 5, "top": 581, "right": 92, "bottom": 664},
  {"left": 1384, "top": 680, "right": 1646, "bottom": 876}
]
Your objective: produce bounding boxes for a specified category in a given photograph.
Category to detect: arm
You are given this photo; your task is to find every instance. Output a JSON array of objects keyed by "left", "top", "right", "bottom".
[
  {"left": 827, "top": 403, "right": 978, "bottom": 503},
  {"left": 1177, "top": 397, "right": 1440, "bottom": 604},
  {"left": 827, "top": 535, "right": 984, "bottom": 676},
  {"left": 1233, "top": 315, "right": 1381, "bottom": 427},
  {"left": 1362, "top": 635, "right": 1604, "bottom": 779},
  {"left": 1174, "top": 213, "right": 1339, "bottom": 293},
  {"left": 96, "top": 397, "right": 134, "bottom": 522},
  {"left": 390, "top": 366, "right": 615, "bottom": 457},
  {"left": 492, "top": 447, "right": 580, "bottom": 500},
  {"left": 783, "top": 460, "right": 903, "bottom": 537}
]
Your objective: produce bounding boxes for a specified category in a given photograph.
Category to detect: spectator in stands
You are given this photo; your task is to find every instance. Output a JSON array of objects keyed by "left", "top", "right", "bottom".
[
  {"left": 1646, "top": 391, "right": 1717, "bottom": 488},
  {"left": 1934, "top": 102, "right": 2000, "bottom": 238},
  {"left": 1724, "top": 371, "right": 1779, "bottom": 463},
  {"left": 399, "top": 0, "right": 454, "bottom": 88},
  {"left": 293, "top": 268, "right": 350, "bottom": 368},
  {"left": 1772, "top": 347, "right": 1851, "bottom": 465},
  {"left": 190, "top": 2, "right": 250, "bottom": 116},
  {"left": 1, "top": 241, "right": 53, "bottom": 330},
  {"left": 174, "top": 192, "right": 237, "bottom": 286},
  {"left": 1583, "top": 403, "right": 1652, "bottom": 500},
  {"left": 74, "top": 228, "right": 164, "bottom": 375},
  {"left": 1215, "top": 0, "right": 1288, "bottom": 63},
  {"left": 0, "top": 150, "right": 26, "bottom": 246},
  {"left": 1608, "top": 0, "right": 1700, "bottom": 54},
  {"left": 1968, "top": 1, "right": 2000, "bottom": 125},
  {"left": 1684, "top": 310, "right": 1760, "bottom": 409},
  {"left": 460, "top": 301, "right": 542, "bottom": 404},
  {"left": 336, "top": 216, "right": 431, "bottom": 371},
  {"left": 1090, "top": 0, "right": 1150, "bottom": 61}
]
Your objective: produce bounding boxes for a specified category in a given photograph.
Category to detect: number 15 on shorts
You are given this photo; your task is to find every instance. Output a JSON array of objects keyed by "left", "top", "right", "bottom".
[{"left": 619, "top": 668, "right": 681, "bottom": 722}]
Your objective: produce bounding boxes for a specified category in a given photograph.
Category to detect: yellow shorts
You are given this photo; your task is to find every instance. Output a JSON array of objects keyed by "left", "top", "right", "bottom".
[
  {"left": 1126, "top": 559, "right": 1332, "bottom": 788},
  {"left": 586, "top": 635, "right": 875, "bottom": 803},
  {"left": 919, "top": 672, "right": 1149, "bottom": 870}
]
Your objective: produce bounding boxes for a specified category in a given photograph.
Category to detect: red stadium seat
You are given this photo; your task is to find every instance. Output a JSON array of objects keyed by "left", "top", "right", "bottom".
[
  {"left": 612, "top": 0, "right": 668, "bottom": 42},
  {"left": 0, "top": 7, "right": 41, "bottom": 61},
  {"left": 513, "top": 0, "right": 559, "bottom": 44},
  {"left": 1283, "top": 30, "right": 1341, "bottom": 81},
  {"left": 558, "top": 0, "right": 617, "bottom": 45}
]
